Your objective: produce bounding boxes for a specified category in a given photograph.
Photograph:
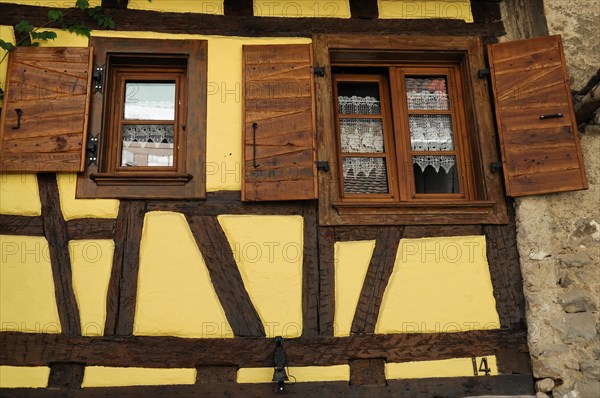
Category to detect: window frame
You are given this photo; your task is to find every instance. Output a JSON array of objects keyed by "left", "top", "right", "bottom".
[
  {"left": 76, "top": 37, "right": 207, "bottom": 199},
  {"left": 314, "top": 34, "right": 508, "bottom": 225}
]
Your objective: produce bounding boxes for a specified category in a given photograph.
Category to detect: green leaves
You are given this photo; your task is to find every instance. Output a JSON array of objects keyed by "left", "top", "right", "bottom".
[
  {"left": 66, "top": 24, "right": 91, "bottom": 37},
  {"left": 48, "top": 10, "right": 64, "bottom": 22},
  {"left": 88, "top": 7, "right": 116, "bottom": 29},
  {"left": 15, "top": 21, "right": 34, "bottom": 34},
  {"left": 75, "top": 0, "right": 90, "bottom": 11},
  {"left": 31, "top": 31, "right": 58, "bottom": 41},
  {"left": 0, "top": 39, "right": 15, "bottom": 52}
]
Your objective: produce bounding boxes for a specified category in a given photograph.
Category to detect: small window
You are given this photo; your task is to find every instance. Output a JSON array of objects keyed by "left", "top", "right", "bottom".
[{"left": 76, "top": 38, "right": 207, "bottom": 199}]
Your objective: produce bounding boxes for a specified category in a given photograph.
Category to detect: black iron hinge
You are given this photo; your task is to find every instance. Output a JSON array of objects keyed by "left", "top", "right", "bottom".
[
  {"left": 86, "top": 135, "right": 98, "bottom": 166},
  {"left": 313, "top": 66, "right": 326, "bottom": 77},
  {"left": 478, "top": 68, "right": 491, "bottom": 79},
  {"left": 316, "top": 161, "right": 330, "bottom": 172},
  {"left": 491, "top": 161, "right": 502, "bottom": 173},
  {"left": 92, "top": 65, "right": 105, "bottom": 93}
]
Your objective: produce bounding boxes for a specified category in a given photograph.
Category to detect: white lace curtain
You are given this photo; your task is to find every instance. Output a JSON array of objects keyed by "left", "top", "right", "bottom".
[{"left": 121, "top": 124, "right": 174, "bottom": 149}]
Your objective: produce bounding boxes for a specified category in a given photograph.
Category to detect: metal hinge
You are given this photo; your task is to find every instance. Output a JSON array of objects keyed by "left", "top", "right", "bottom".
[
  {"left": 478, "top": 68, "right": 491, "bottom": 79},
  {"left": 316, "top": 161, "right": 330, "bottom": 172},
  {"left": 491, "top": 161, "right": 502, "bottom": 173},
  {"left": 313, "top": 66, "right": 326, "bottom": 77},
  {"left": 92, "top": 64, "right": 105, "bottom": 93},
  {"left": 86, "top": 135, "right": 98, "bottom": 166}
]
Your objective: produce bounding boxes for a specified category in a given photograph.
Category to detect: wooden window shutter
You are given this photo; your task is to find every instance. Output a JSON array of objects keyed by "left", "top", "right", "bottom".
[
  {"left": 0, "top": 47, "right": 93, "bottom": 173},
  {"left": 488, "top": 35, "right": 588, "bottom": 197},
  {"left": 242, "top": 44, "right": 317, "bottom": 201}
]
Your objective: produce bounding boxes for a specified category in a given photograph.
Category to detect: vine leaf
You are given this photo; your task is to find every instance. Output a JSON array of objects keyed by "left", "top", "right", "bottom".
[
  {"left": 15, "top": 21, "right": 34, "bottom": 34},
  {"left": 76, "top": 0, "right": 90, "bottom": 11},
  {"left": 31, "top": 31, "right": 58, "bottom": 41},
  {"left": 0, "top": 39, "right": 15, "bottom": 52},
  {"left": 48, "top": 10, "right": 64, "bottom": 22}
]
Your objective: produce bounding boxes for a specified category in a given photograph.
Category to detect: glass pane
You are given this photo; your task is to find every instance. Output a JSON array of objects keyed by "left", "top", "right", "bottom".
[
  {"left": 337, "top": 82, "right": 381, "bottom": 115},
  {"left": 340, "top": 118, "right": 385, "bottom": 153},
  {"left": 406, "top": 77, "right": 449, "bottom": 110},
  {"left": 342, "top": 157, "right": 389, "bottom": 194},
  {"left": 409, "top": 114, "right": 455, "bottom": 151},
  {"left": 121, "top": 124, "right": 174, "bottom": 167},
  {"left": 124, "top": 82, "right": 176, "bottom": 120},
  {"left": 413, "top": 155, "right": 459, "bottom": 194}
]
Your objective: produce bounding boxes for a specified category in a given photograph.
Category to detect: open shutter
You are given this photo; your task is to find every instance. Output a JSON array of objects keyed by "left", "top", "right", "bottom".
[
  {"left": 0, "top": 47, "right": 93, "bottom": 172},
  {"left": 242, "top": 44, "right": 317, "bottom": 201},
  {"left": 488, "top": 35, "right": 588, "bottom": 197}
]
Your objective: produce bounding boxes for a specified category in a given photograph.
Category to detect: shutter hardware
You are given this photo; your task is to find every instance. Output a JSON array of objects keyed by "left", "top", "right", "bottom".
[
  {"left": 478, "top": 68, "right": 490, "bottom": 78},
  {"left": 11, "top": 108, "right": 22, "bottom": 130},
  {"left": 491, "top": 161, "right": 502, "bottom": 173},
  {"left": 316, "top": 161, "right": 330, "bottom": 172},
  {"left": 93, "top": 65, "right": 105, "bottom": 93},
  {"left": 313, "top": 66, "right": 326, "bottom": 77},
  {"left": 86, "top": 135, "right": 98, "bottom": 166},
  {"left": 539, "top": 113, "right": 564, "bottom": 120}
]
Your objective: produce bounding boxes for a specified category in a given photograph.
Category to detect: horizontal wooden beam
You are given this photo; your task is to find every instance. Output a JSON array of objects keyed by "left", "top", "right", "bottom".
[
  {"left": 0, "top": 375, "right": 535, "bottom": 397},
  {"left": 0, "top": 214, "right": 44, "bottom": 236},
  {"left": 66, "top": 219, "right": 115, "bottom": 240},
  {"left": 0, "top": 4, "right": 505, "bottom": 37},
  {"left": 0, "top": 329, "right": 528, "bottom": 368}
]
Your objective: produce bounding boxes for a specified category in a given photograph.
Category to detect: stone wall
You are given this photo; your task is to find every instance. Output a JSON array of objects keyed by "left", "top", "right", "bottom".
[{"left": 512, "top": 1, "right": 600, "bottom": 397}]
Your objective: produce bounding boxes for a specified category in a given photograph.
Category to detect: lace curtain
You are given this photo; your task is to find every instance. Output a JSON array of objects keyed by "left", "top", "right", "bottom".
[{"left": 121, "top": 124, "right": 175, "bottom": 149}]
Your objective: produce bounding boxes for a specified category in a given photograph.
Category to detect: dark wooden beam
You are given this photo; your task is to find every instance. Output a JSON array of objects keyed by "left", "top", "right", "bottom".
[
  {"left": 0, "top": 214, "right": 44, "bottom": 236},
  {"left": 318, "top": 227, "right": 336, "bottom": 336},
  {"left": 187, "top": 215, "right": 265, "bottom": 337},
  {"left": 104, "top": 201, "right": 145, "bottom": 336},
  {"left": 195, "top": 366, "right": 238, "bottom": 384},
  {"left": 37, "top": 173, "right": 81, "bottom": 337},
  {"left": 224, "top": 0, "right": 253, "bottom": 16},
  {"left": 470, "top": 0, "right": 502, "bottom": 24},
  {"left": 350, "top": 358, "right": 386, "bottom": 386},
  {"left": 351, "top": 227, "right": 403, "bottom": 334},
  {"left": 47, "top": 363, "right": 85, "bottom": 389},
  {"left": 0, "top": 4, "right": 505, "bottom": 37},
  {"left": 0, "top": 329, "right": 529, "bottom": 368},
  {"left": 0, "top": 375, "right": 535, "bottom": 397},
  {"left": 101, "top": 0, "right": 128, "bottom": 9},
  {"left": 349, "top": 0, "right": 378, "bottom": 19},
  {"left": 301, "top": 202, "right": 319, "bottom": 337},
  {"left": 66, "top": 218, "right": 115, "bottom": 240}
]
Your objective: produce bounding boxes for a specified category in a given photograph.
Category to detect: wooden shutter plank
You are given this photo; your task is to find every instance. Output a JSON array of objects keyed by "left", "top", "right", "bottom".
[
  {"left": 488, "top": 35, "right": 587, "bottom": 197},
  {"left": 0, "top": 47, "right": 93, "bottom": 173},
  {"left": 242, "top": 44, "right": 317, "bottom": 201}
]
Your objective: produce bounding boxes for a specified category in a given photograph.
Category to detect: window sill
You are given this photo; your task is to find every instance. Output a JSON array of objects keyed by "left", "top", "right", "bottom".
[
  {"left": 90, "top": 173, "right": 193, "bottom": 186},
  {"left": 332, "top": 200, "right": 496, "bottom": 209}
]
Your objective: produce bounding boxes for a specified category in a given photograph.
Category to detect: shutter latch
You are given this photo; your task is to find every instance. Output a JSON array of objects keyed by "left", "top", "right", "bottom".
[
  {"left": 313, "top": 67, "right": 326, "bottom": 77},
  {"left": 86, "top": 135, "right": 99, "bottom": 166},
  {"left": 92, "top": 65, "right": 105, "bottom": 93},
  {"left": 478, "top": 68, "right": 491, "bottom": 79}
]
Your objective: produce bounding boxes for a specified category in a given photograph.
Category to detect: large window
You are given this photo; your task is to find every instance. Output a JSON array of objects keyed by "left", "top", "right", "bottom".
[
  {"left": 315, "top": 35, "right": 508, "bottom": 225},
  {"left": 76, "top": 38, "right": 207, "bottom": 199}
]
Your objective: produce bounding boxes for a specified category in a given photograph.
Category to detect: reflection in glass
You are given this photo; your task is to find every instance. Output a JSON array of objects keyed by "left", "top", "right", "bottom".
[
  {"left": 413, "top": 155, "right": 459, "bottom": 194},
  {"left": 406, "top": 77, "right": 449, "bottom": 110},
  {"left": 340, "top": 118, "right": 385, "bottom": 153},
  {"left": 342, "top": 157, "right": 389, "bottom": 194},
  {"left": 337, "top": 82, "right": 381, "bottom": 115},
  {"left": 124, "top": 82, "right": 176, "bottom": 120},
  {"left": 409, "top": 114, "right": 455, "bottom": 151},
  {"left": 121, "top": 124, "right": 174, "bottom": 167}
]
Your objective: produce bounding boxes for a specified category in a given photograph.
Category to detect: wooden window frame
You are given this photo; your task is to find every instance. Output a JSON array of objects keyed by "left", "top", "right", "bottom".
[
  {"left": 314, "top": 34, "right": 508, "bottom": 225},
  {"left": 76, "top": 37, "right": 207, "bottom": 199}
]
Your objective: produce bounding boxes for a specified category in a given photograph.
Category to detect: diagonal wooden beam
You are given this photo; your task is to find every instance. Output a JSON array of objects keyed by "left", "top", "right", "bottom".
[
  {"left": 37, "top": 173, "right": 81, "bottom": 337},
  {"left": 351, "top": 226, "right": 403, "bottom": 334},
  {"left": 187, "top": 215, "right": 265, "bottom": 337},
  {"left": 104, "top": 201, "right": 145, "bottom": 336}
]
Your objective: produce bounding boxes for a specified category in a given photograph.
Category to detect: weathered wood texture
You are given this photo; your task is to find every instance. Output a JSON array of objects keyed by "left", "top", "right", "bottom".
[
  {"left": 0, "top": 329, "right": 528, "bottom": 368},
  {"left": 0, "top": 215, "right": 44, "bottom": 236},
  {"left": 489, "top": 35, "right": 588, "bottom": 196},
  {"left": 470, "top": 0, "right": 502, "bottom": 24},
  {"left": 349, "top": 0, "right": 378, "bottom": 19},
  {"left": 66, "top": 218, "right": 115, "bottom": 240},
  {"left": 350, "top": 358, "right": 386, "bottom": 386},
  {"left": 196, "top": 366, "right": 238, "bottom": 384},
  {"left": 101, "top": 0, "right": 128, "bottom": 9},
  {"left": 351, "top": 227, "right": 403, "bottom": 334},
  {"left": 0, "top": 4, "right": 505, "bottom": 37},
  {"left": 318, "top": 227, "right": 336, "bottom": 336},
  {"left": 47, "top": 363, "right": 85, "bottom": 389},
  {"left": 500, "top": 0, "right": 548, "bottom": 40},
  {"left": 301, "top": 202, "right": 319, "bottom": 337},
  {"left": 484, "top": 203, "right": 526, "bottom": 329},
  {"left": 38, "top": 174, "right": 81, "bottom": 336},
  {"left": 224, "top": 0, "right": 253, "bottom": 16},
  {"left": 187, "top": 215, "right": 265, "bottom": 337},
  {"left": 0, "top": 47, "right": 92, "bottom": 172},
  {"left": 242, "top": 44, "right": 317, "bottom": 201},
  {"left": 0, "top": 375, "right": 535, "bottom": 397},
  {"left": 104, "top": 201, "right": 145, "bottom": 336}
]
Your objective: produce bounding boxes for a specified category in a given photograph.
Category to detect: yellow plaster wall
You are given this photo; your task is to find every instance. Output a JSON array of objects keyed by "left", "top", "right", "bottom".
[
  {"left": 0, "top": 174, "right": 41, "bottom": 216},
  {"left": 334, "top": 240, "right": 375, "bottom": 337},
  {"left": 254, "top": 0, "right": 350, "bottom": 18},
  {"left": 218, "top": 215, "right": 303, "bottom": 338},
  {"left": 0, "top": 235, "right": 61, "bottom": 333},
  {"left": 134, "top": 211, "right": 232, "bottom": 338},
  {"left": 57, "top": 174, "right": 119, "bottom": 220},
  {"left": 376, "top": 236, "right": 500, "bottom": 334},
  {"left": 386, "top": 356, "right": 498, "bottom": 379},
  {"left": 378, "top": 0, "right": 473, "bottom": 22},
  {"left": 128, "top": 0, "right": 223, "bottom": 14},
  {"left": 0, "top": 366, "right": 49, "bottom": 388},
  {"left": 69, "top": 240, "right": 114, "bottom": 336},
  {"left": 82, "top": 367, "right": 196, "bottom": 387},
  {"left": 238, "top": 365, "right": 350, "bottom": 383}
]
